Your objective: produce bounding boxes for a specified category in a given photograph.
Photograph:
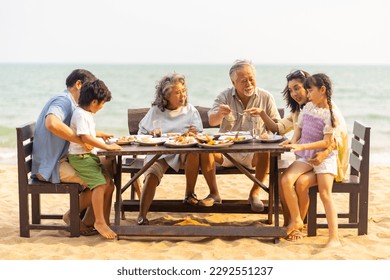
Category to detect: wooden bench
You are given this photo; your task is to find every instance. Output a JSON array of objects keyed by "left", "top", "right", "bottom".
[
  {"left": 16, "top": 122, "right": 84, "bottom": 237},
  {"left": 119, "top": 106, "right": 287, "bottom": 223},
  {"left": 307, "top": 121, "right": 371, "bottom": 236}
]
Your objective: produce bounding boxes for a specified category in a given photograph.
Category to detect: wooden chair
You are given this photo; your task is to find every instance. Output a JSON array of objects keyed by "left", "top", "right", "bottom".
[
  {"left": 17, "top": 122, "right": 83, "bottom": 237},
  {"left": 307, "top": 121, "right": 371, "bottom": 236}
]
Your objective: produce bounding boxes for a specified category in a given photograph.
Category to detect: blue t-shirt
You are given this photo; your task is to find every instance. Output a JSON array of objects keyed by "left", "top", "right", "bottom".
[{"left": 31, "top": 90, "right": 77, "bottom": 183}]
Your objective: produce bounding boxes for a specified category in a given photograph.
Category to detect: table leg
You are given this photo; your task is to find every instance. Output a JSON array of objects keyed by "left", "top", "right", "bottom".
[
  {"left": 120, "top": 154, "right": 161, "bottom": 194},
  {"left": 269, "top": 154, "right": 279, "bottom": 226},
  {"left": 114, "top": 154, "right": 162, "bottom": 225},
  {"left": 223, "top": 153, "right": 269, "bottom": 193},
  {"left": 114, "top": 155, "right": 122, "bottom": 225}
]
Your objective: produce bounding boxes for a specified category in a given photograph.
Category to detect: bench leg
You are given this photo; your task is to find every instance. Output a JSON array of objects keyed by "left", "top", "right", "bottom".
[
  {"left": 31, "top": 193, "right": 41, "bottom": 224},
  {"left": 359, "top": 187, "right": 369, "bottom": 235},
  {"left": 69, "top": 189, "right": 80, "bottom": 237},
  {"left": 18, "top": 187, "right": 30, "bottom": 237},
  {"left": 307, "top": 187, "right": 318, "bottom": 237},
  {"left": 349, "top": 192, "right": 358, "bottom": 223}
]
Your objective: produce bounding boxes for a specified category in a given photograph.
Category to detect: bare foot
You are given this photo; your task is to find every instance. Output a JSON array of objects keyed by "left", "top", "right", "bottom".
[
  {"left": 94, "top": 222, "right": 117, "bottom": 240},
  {"left": 325, "top": 239, "right": 341, "bottom": 248}
]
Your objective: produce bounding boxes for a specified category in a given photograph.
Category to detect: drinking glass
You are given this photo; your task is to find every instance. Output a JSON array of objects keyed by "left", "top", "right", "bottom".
[
  {"left": 152, "top": 120, "right": 162, "bottom": 137},
  {"left": 251, "top": 116, "right": 260, "bottom": 139}
]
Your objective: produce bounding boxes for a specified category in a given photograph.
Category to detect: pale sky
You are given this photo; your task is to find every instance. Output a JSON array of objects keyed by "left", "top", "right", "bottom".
[{"left": 1, "top": 0, "right": 389, "bottom": 64}]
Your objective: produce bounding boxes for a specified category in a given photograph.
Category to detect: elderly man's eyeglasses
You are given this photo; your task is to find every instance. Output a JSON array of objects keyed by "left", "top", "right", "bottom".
[{"left": 286, "top": 70, "right": 306, "bottom": 81}]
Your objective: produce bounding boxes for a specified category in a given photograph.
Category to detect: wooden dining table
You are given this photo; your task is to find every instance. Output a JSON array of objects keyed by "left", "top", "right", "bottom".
[{"left": 97, "top": 138, "right": 289, "bottom": 241}]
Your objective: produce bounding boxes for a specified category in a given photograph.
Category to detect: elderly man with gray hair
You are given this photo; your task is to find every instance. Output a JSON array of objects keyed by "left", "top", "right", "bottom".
[{"left": 208, "top": 59, "right": 280, "bottom": 212}]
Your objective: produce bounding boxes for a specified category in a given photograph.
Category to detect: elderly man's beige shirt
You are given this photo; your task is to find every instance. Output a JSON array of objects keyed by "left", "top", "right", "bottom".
[{"left": 208, "top": 87, "right": 280, "bottom": 134}]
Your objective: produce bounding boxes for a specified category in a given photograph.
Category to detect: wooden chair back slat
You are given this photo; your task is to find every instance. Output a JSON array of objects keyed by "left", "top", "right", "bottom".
[
  {"left": 17, "top": 123, "right": 35, "bottom": 187},
  {"left": 349, "top": 153, "right": 361, "bottom": 174},
  {"left": 128, "top": 108, "right": 149, "bottom": 135},
  {"left": 350, "top": 138, "right": 363, "bottom": 157},
  {"left": 353, "top": 121, "right": 367, "bottom": 140},
  {"left": 194, "top": 106, "right": 218, "bottom": 128},
  {"left": 24, "top": 143, "right": 33, "bottom": 174}
]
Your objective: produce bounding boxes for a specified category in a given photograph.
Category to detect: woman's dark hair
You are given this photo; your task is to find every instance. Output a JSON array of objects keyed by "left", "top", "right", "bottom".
[
  {"left": 78, "top": 79, "right": 112, "bottom": 107},
  {"left": 65, "top": 69, "right": 96, "bottom": 88},
  {"left": 152, "top": 73, "right": 187, "bottom": 111},
  {"left": 303, "top": 73, "right": 335, "bottom": 127},
  {"left": 282, "top": 70, "right": 310, "bottom": 113}
]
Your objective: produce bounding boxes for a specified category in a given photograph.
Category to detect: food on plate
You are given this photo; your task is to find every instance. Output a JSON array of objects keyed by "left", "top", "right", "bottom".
[
  {"left": 186, "top": 133, "right": 233, "bottom": 145},
  {"left": 117, "top": 135, "right": 135, "bottom": 142},
  {"left": 171, "top": 136, "right": 196, "bottom": 145},
  {"left": 255, "top": 133, "right": 283, "bottom": 142},
  {"left": 193, "top": 134, "right": 209, "bottom": 143},
  {"left": 223, "top": 136, "right": 247, "bottom": 142},
  {"left": 139, "top": 137, "right": 152, "bottom": 143},
  {"left": 259, "top": 134, "right": 271, "bottom": 140}
]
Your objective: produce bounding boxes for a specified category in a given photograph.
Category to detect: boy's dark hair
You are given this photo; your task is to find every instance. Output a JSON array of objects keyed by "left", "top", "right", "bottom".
[
  {"left": 66, "top": 69, "right": 96, "bottom": 88},
  {"left": 78, "top": 79, "right": 112, "bottom": 107}
]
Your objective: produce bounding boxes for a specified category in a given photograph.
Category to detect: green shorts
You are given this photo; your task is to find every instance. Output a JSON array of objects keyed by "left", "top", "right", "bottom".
[{"left": 68, "top": 153, "right": 109, "bottom": 190}]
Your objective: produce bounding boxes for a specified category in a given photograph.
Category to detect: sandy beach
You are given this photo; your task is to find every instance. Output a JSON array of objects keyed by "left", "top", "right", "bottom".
[{"left": 1, "top": 163, "right": 389, "bottom": 261}]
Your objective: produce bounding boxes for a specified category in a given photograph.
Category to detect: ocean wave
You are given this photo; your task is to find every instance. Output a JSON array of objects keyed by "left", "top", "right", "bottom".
[
  {"left": 0, "top": 148, "right": 17, "bottom": 165},
  {"left": 0, "top": 126, "right": 16, "bottom": 148}
]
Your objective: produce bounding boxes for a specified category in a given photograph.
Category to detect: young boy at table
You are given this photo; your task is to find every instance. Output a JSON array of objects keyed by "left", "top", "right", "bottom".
[{"left": 68, "top": 79, "right": 122, "bottom": 239}]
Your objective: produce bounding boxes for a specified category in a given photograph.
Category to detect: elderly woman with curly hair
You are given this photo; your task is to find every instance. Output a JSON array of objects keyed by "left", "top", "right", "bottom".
[{"left": 136, "top": 73, "right": 221, "bottom": 225}]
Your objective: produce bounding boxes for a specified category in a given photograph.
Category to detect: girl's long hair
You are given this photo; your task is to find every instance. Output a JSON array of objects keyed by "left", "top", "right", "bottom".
[{"left": 303, "top": 73, "right": 335, "bottom": 127}]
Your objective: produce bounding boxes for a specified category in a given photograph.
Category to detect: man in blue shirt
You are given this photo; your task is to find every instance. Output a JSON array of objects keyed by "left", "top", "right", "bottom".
[{"left": 32, "top": 69, "right": 102, "bottom": 235}]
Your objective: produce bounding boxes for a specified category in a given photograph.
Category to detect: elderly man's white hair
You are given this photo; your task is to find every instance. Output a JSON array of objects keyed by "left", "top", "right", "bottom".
[{"left": 229, "top": 59, "right": 256, "bottom": 83}]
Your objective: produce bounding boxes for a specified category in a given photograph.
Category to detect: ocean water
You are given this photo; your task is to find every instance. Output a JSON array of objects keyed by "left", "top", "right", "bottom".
[{"left": 1, "top": 64, "right": 389, "bottom": 166}]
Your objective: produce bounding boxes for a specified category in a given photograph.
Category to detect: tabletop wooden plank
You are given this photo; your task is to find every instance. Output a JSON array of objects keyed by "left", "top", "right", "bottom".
[{"left": 97, "top": 141, "right": 289, "bottom": 156}]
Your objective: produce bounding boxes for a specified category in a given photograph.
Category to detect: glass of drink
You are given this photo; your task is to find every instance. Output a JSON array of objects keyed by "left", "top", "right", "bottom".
[
  {"left": 251, "top": 116, "right": 260, "bottom": 139},
  {"left": 152, "top": 120, "right": 162, "bottom": 137}
]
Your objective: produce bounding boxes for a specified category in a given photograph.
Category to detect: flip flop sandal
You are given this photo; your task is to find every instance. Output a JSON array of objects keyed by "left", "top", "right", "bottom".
[
  {"left": 198, "top": 194, "right": 222, "bottom": 207},
  {"left": 286, "top": 229, "right": 306, "bottom": 242},
  {"left": 80, "top": 227, "right": 98, "bottom": 236},
  {"left": 248, "top": 196, "right": 265, "bottom": 212},
  {"left": 183, "top": 193, "right": 199, "bottom": 206},
  {"left": 137, "top": 217, "right": 149, "bottom": 225}
]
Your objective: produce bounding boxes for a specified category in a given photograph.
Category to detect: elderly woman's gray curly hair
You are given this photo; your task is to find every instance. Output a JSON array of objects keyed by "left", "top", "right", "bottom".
[{"left": 152, "top": 73, "right": 187, "bottom": 111}]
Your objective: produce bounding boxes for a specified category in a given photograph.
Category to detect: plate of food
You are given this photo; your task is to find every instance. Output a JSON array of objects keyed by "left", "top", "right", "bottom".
[
  {"left": 135, "top": 137, "right": 169, "bottom": 146},
  {"left": 115, "top": 135, "right": 136, "bottom": 145},
  {"left": 164, "top": 136, "right": 198, "bottom": 148},
  {"left": 218, "top": 134, "right": 253, "bottom": 144},
  {"left": 255, "top": 134, "right": 284, "bottom": 143},
  {"left": 198, "top": 140, "right": 234, "bottom": 149}
]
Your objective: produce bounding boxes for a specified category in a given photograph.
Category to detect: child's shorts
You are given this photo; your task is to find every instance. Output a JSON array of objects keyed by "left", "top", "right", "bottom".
[
  {"left": 68, "top": 153, "right": 109, "bottom": 190},
  {"left": 296, "top": 151, "right": 337, "bottom": 176}
]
